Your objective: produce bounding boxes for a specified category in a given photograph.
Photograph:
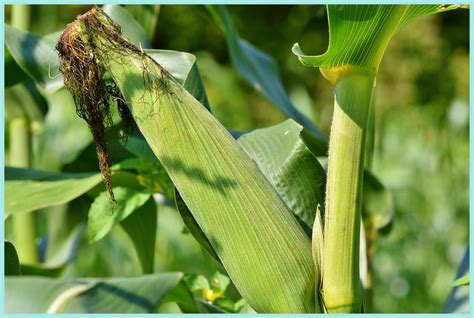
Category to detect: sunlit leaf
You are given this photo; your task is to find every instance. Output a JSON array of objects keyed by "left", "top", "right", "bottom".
[
  {"left": 103, "top": 4, "right": 150, "bottom": 49},
  {"left": 238, "top": 119, "right": 325, "bottom": 228},
  {"left": 5, "top": 167, "right": 102, "bottom": 218},
  {"left": 452, "top": 273, "right": 469, "bottom": 287},
  {"left": 293, "top": 5, "right": 465, "bottom": 74},
  {"left": 5, "top": 273, "right": 184, "bottom": 313},
  {"left": 88, "top": 187, "right": 151, "bottom": 243}
]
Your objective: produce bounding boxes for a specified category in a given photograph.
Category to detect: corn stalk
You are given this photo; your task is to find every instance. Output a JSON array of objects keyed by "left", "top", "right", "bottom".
[{"left": 293, "top": 4, "right": 463, "bottom": 313}]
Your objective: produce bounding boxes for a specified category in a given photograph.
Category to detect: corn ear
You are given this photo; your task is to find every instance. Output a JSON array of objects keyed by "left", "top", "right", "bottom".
[{"left": 57, "top": 7, "right": 317, "bottom": 313}]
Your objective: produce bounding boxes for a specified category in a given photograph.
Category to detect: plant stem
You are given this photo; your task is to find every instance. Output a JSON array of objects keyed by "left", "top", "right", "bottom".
[
  {"left": 11, "top": 5, "right": 31, "bottom": 31},
  {"left": 10, "top": 4, "right": 38, "bottom": 264},
  {"left": 322, "top": 71, "right": 375, "bottom": 313},
  {"left": 10, "top": 116, "right": 38, "bottom": 264}
]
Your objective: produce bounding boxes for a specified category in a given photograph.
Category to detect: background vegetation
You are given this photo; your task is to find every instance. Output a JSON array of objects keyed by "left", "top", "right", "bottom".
[{"left": 4, "top": 5, "right": 469, "bottom": 313}]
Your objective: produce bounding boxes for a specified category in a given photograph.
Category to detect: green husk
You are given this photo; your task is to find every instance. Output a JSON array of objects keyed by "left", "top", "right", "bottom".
[{"left": 57, "top": 7, "right": 317, "bottom": 313}]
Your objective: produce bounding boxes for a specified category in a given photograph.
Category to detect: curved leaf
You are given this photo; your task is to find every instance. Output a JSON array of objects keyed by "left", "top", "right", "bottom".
[
  {"left": 208, "top": 5, "right": 327, "bottom": 151},
  {"left": 5, "top": 273, "right": 185, "bottom": 313},
  {"left": 5, "top": 46, "right": 29, "bottom": 88},
  {"left": 293, "top": 5, "right": 408, "bottom": 73},
  {"left": 5, "top": 24, "right": 62, "bottom": 93},
  {"left": 120, "top": 198, "right": 157, "bottom": 274},
  {"left": 238, "top": 119, "right": 325, "bottom": 228},
  {"left": 88, "top": 187, "right": 151, "bottom": 243},
  {"left": 5, "top": 167, "right": 102, "bottom": 218},
  {"left": 103, "top": 4, "right": 150, "bottom": 49},
  {"left": 175, "top": 189, "right": 220, "bottom": 262},
  {"left": 293, "top": 5, "right": 465, "bottom": 74},
  {"left": 5, "top": 241, "right": 21, "bottom": 276}
]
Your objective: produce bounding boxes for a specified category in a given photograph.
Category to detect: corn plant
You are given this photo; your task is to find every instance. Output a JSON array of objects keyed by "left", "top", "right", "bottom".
[{"left": 4, "top": 4, "right": 469, "bottom": 313}]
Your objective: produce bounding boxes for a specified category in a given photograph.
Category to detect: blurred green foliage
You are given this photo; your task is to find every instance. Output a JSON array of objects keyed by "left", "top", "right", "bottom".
[{"left": 4, "top": 5, "right": 469, "bottom": 313}]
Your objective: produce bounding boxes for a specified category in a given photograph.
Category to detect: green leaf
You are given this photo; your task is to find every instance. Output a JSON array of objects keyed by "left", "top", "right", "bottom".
[
  {"left": 293, "top": 5, "right": 465, "bottom": 76},
  {"left": 452, "top": 273, "right": 469, "bottom": 287},
  {"left": 124, "top": 5, "right": 160, "bottom": 42},
  {"left": 120, "top": 198, "right": 157, "bottom": 274},
  {"left": 5, "top": 25, "right": 62, "bottom": 93},
  {"left": 160, "top": 279, "right": 200, "bottom": 313},
  {"left": 88, "top": 187, "right": 151, "bottom": 243},
  {"left": 396, "top": 5, "right": 464, "bottom": 31},
  {"left": 5, "top": 46, "right": 29, "bottom": 87},
  {"left": 35, "top": 88, "right": 92, "bottom": 170},
  {"left": 5, "top": 167, "right": 102, "bottom": 218},
  {"left": 444, "top": 247, "right": 469, "bottom": 313},
  {"left": 177, "top": 120, "right": 325, "bottom": 259},
  {"left": 103, "top": 4, "right": 150, "bottom": 49},
  {"left": 147, "top": 50, "right": 210, "bottom": 109},
  {"left": 20, "top": 264, "right": 64, "bottom": 277},
  {"left": 238, "top": 119, "right": 326, "bottom": 228},
  {"left": 208, "top": 6, "right": 327, "bottom": 150},
  {"left": 197, "top": 299, "right": 227, "bottom": 313},
  {"left": 5, "top": 273, "right": 184, "bottom": 313},
  {"left": 5, "top": 241, "right": 21, "bottom": 276},
  {"left": 175, "top": 190, "right": 220, "bottom": 262},
  {"left": 71, "top": 8, "right": 317, "bottom": 313},
  {"left": 6, "top": 24, "right": 206, "bottom": 103},
  {"left": 184, "top": 273, "right": 210, "bottom": 291},
  {"left": 210, "top": 271, "right": 231, "bottom": 292},
  {"left": 5, "top": 82, "right": 45, "bottom": 127}
]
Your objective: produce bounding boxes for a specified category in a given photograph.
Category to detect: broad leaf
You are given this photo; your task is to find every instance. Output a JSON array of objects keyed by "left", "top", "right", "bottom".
[
  {"left": 5, "top": 273, "right": 184, "bottom": 313},
  {"left": 238, "top": 119, "right": 325, "bottom": 227},
  {"left": 160, "top": 279, "right": 200, "bottom": 313},
  {"left": 5, "top": 25, "right": 62, "bottom": 93},
  {"left": 293, "top": 5, "right": 465, "bottom": 74},
  {"left": 5, "top": 46, "right": 29, "bottom": 87},
  {"left": 175, "top": 190, "right": 220, "bottom": 261},
  {"left": 34, "top": 88, "right": 92, "bottom": 170},
  {"left": 147, "top": 50, "right": 210, "bottom": 109},
  {"left": 103, "top": 4, "right": 150, "bottom": 49},
  {"left": 396, "top": 5, "right": 464, "bottom": 31},
  {"left": 66, "top": 8, "right": 316, "bottom": 313},
  {"left": 88, "top": 187, "right": 151, "bottom": 243},
  {"left": 5, "top": 167, "right": 102, "bottom": 218},
  {"left": 176, "top": 120, "right": 326, "bottom": 260},
  {"left": 208, "top": 6, "right": 327, "bottom": 152},
  {"left": 5, "top": 82, "right": 45, "bottom": 126},
  {"left": 125, "top": 5, "right": 160, "bottom": 42},
  {"left": 120, "top": 198, "right": 157, "bottom": 274}
]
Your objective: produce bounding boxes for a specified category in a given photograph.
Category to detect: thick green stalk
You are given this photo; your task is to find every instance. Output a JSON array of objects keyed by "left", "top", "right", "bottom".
[
  {"left": 322, "top": 71, "right": 375, "bottom": 313},
  {"left": 11, "top": 5, "right": 30, "bottom": 31},
  {"left": 10, "top": 116, "right": 38, "bottom": 263},
  {"left": 10, "top": 4, "right": 38, "bottom": 264}
]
